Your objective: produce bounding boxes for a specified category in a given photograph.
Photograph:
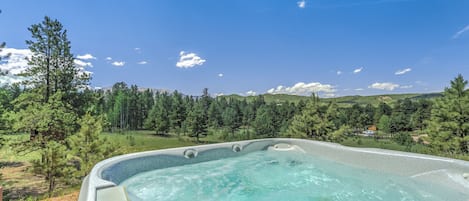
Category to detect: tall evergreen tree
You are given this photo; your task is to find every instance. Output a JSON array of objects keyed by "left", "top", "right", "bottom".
[
  {"left": 253, "top": 105, "right": 276, "bottom": 138},
  {"left": 428, "top": 75, "right": 469, "bottom": 154},
  {"left": 144, "top": 92, "right": 171, "bottom": 135},
  {"left": 11, "top": 92, "right": 77, "bottom": 142},
  {"left": 154, "top": 92, "right": 171, "bottom": 134},
  {"left": 287, "top": 95, "right": 321, "bottom": 138},
  {"left": 410, "top": 99, "right": 432, "bottom": 130},
  {"left": 348, "top": 103, "right": 363, "bottom": 130},
  {"left": 68, "top": 113, "right": 119, "bottom": 178},
  {"left": 186, "top": 101, "right": 208, "bottom": 142},
  {"left": 362, "top": 103, "right": 375, "bottom": 126},
  {"left": 391, "top": 99, "right": 416, "bottom": 132},
  {"left": 208, "top": 100, "right": 223, "bottom": 128},
  {"left": 128, "top": 85, "right": 140, "bottom": 130},
  {"left": 222, "top": 106, "right": 241, "bottom": 137},
  {"left": 22, "top": 16, "right": 90, "bottom": 103},
  {"left": 287, "top": 94, "right": 334, "bottom": 140},
  {"left": 169, "top": 91, "right": 186, "bottom": 134},
  {"left": 32, "top": 141, "right": 70, "bottom": 197},
  {"left": 241, "top": 99, "right": 255, "bottom": 138}
]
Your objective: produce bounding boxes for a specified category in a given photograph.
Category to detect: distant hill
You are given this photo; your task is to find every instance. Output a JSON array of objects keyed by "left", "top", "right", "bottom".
[{"left": 221, "top": 93, "right": 443, "bottom": 107}]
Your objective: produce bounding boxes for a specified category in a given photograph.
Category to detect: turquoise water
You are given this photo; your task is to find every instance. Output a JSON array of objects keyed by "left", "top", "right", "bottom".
[{"left": 120, "top": 150, "right": 466, "bottom": 201}]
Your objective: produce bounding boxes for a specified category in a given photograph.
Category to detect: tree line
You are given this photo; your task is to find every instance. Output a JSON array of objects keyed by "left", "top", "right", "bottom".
[
  {"left": 0, "top": 16, "right": 468, "bottom": 197},
  {"left": 91, "top": 82, "right": 434, "bottom": 141}
]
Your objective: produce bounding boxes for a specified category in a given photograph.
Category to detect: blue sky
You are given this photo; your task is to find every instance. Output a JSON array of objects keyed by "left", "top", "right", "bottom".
[{"left": 1, "top": 0, "right": 469, "bottom": 97}]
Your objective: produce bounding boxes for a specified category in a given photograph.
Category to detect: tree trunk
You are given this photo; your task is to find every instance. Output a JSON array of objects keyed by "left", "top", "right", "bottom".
[
  {"left": 45, "top": 52, "right": 50, "bottom": 102},
  {"left": 48, "top": 174, "right": 54, "bottom": 197}
]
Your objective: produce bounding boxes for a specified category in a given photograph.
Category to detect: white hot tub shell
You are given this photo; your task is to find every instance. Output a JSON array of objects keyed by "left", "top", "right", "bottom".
[{"left": 78, "top": 138, "right": 469, "bottom": 201}]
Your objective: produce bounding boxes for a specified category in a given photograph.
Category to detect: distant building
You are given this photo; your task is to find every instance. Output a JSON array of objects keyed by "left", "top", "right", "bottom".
[{"left": 362, "top": 125, "right": 376, "bottom": 136}]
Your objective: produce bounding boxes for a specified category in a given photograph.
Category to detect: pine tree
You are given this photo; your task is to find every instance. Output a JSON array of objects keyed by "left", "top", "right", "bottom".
[
  {"left": 348, "top": 103, "right": 363, "bottom": 130},
  {"left": 32, "top": 141, "right": 69, "bottom": 197},
  {"left": 241, "top": 100, "right": 255, "bottom": 138},
  {"left": 143, "top": 92, "right": 172, "bottom": 135},
  {"left": 362, "top": 103, "right": 375, "bottom": 126},
  {"left": 11, "top": 92, "right": 77, "bottom": 142},
  {"left": 23, "top": 16, "right": 90, "bottom": 104},
  {"left": 169, "top": 91, "right": 186, "bottom": 134},
  {"left": 222, "top": 106, "right": 240, "bottom": 138},
  {"left": 287, "top": 94, "right": 321, "bottom": 138},
  {"left": 128, "top": 85, "right": 140, "bottom": 130},
  {"left": 68, "top": 113, "right": 119, "bottom": 179},
  {"left": 208, "top": 101, "right": 222, "bottom": 128},
  {"left": 428, "top": 75, "right": 469, "bottom": 154},
  {"left": 253, "top": 105, "right": 276, "bottom": 138},
  {"left": 154, "top": 93, "right": 171, "bottom": 135},
  {"left": 287, "top": 94, "right": 334, "bottom": 140},
  {"left": 410, "top": 99, "right": 432, "bottom": 131},
  {"left": 186, "top": 101, "right": 208, "bottom": 142}
]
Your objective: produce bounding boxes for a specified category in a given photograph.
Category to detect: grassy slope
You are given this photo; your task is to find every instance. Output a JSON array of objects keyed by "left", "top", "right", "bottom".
[{"left": 223, "top": 92, "right": 442, "bottom": 106}]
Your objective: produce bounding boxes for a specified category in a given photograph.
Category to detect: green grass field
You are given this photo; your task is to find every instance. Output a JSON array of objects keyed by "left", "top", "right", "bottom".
[{"left": 101, "top": 130, "right": 197, "bottom": 153}]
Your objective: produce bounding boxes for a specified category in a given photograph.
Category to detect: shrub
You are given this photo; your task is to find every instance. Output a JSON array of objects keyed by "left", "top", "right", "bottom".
[{"left": 393, "top": 132, "right": 414, "bottom": 146}]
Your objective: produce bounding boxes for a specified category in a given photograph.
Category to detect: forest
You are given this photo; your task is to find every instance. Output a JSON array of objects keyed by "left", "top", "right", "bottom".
[{"left": 0, "top": 16, "right": 469, "bottom": 200}]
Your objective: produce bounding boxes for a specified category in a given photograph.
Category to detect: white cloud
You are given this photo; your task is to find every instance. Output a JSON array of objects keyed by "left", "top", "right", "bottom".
[
  {"left": 176, "top": 51, "right": 206, "bottom": 68},
  {"left": 297, "top": 0, "right": 306, "bottom": 8},
  {"left": 246, "top": 90, "right": 257, "bottom": 96},
  {"left": 76, "top": 53, "right": 96, "bottom": 60},
  {"left": 218, "top": 73, "right": 223, "bottom": 77},
  {"left": 111, "top": 61, "right": 125, "bottom": 67},
  {"left": 336, "top": 70, "right": 342, "bottom": 75},
  {"left": 73, "top": 59, "right": 93, "bottom": 76},
  {"left": 105, "top": 57, "right": 112, "bottom": 61},
  {"left": 324, "top": 93, "right": 336, "bottom": 98},
  {"left": 0, "top": 75, "right": 25, "bottom": 85},
  {"left": 0, "top": 47, "right": 92, "bottom": 85},
  {"left": 267, "top": 82, "right": 336, "bottom": 96},
  {"left": 400, "top": 85, "right": 413, "bottom": 89},
  {"left": 134, "top": 48, "right": 142, "bottom": 54},
  {"left": 355, "top": 88, "right": 364, "bottom": 91},
  {"left": 395, "top": 68, "right": 411, "bottom": 75},
  {"left": 368, "top": 82, "right": 399, "bottom": 91},
  {"left": 137, "top": 61, "right": 148, "bottom": 65},
  {"left": 0, "top": 48, "right": 32, "bottom": 75},
  {"left": 74, "top": 59, "right": 93, "bottom": 67},
  {"left": 353, "top": 67, "right": 363, "bottom": 74},
  {"left": 453, "top": 25, "right": 469, "bottom": 39}
]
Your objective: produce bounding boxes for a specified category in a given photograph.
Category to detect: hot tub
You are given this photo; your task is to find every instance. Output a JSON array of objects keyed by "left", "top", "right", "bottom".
[{"left": 78, "top": 138, "right": 469, "bottom": 201}]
